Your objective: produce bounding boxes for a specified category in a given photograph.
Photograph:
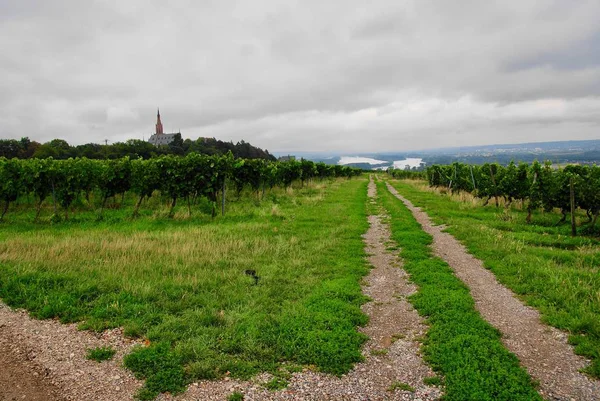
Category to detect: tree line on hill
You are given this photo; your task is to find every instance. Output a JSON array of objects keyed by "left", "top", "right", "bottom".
[
  {"left": 0, "top": 136, "right": 276, "bottom": 161},
  {"left": 423, "top": 151, "right": 600, "bottom": 167}
]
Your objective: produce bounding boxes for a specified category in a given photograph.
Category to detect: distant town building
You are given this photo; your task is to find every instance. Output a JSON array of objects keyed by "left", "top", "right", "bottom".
[{"left": 148, "top": 109, "right": 180, "bottom": 146}]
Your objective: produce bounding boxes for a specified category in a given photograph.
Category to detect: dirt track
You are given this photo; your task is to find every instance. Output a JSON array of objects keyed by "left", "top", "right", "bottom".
[
  {"left": 0, "top": 336, "right": 64, "bottom": 401},
  {"left": 386, "top": 181, "right": 600, "bottom": 401},
  {"left": 0, "top": 303, "right": 142, "bottom": 401}
]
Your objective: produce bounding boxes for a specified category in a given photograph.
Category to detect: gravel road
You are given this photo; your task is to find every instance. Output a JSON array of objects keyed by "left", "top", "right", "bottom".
[
  {"left": 0, "top": 303, "right": 143, "bottom": 400},
  {"left": 386, "top": 182, "right": 600, "bottom": 401}
]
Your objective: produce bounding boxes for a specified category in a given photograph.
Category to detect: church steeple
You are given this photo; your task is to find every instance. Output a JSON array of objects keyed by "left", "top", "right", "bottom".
[{"left": 156, "top": 108, "right": 164, "bottom": 135}]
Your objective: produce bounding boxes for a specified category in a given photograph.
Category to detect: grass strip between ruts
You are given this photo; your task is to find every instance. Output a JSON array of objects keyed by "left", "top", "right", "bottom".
[{"left": 377, "top": 180, "right": 542, "bottom": 401}]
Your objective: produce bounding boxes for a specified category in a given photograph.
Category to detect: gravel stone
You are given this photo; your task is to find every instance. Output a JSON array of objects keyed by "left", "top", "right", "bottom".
[{"left": 0, "top": 303, "right": 143, "bottom": 400}]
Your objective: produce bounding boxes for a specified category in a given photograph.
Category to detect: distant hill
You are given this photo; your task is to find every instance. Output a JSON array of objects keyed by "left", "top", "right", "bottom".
[
  {"left": 275, "top": 140, "right": 600, "bottom": 169},
  {"left": 422, "top": 139, "right": 600, "bottom": 155},
  {"left": 421, "top": 139, "right": 600, "bottom": 166}
]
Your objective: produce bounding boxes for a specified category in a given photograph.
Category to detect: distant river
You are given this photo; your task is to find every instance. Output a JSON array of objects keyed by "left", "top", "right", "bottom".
[
  {"left": 393, "top": 158, "right": 423, "bottom": 169},
  {"left": 337, "top": 156, "right": 387, "bottom": 165}
]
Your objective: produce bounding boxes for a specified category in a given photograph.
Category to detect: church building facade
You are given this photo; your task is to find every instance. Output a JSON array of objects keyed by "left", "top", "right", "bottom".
[{"left": 148, "top": 109, "right": 180, "bottom": 146}]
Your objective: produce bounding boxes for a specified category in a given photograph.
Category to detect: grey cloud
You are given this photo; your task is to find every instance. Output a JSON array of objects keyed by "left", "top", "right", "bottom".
[
  {"left": 350, "top": 10, "right": 414, "bottom": 40},
  {"left": 1, "top": 0, "right": 600, "bottom": 151},
  {"left": 505, "top": 30, "right": 600, "bottom": 72}
]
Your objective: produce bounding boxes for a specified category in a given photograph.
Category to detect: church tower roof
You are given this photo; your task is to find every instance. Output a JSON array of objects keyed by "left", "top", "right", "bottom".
[{"left": 156, "top": 108, "right": 164, "bottom": 135}]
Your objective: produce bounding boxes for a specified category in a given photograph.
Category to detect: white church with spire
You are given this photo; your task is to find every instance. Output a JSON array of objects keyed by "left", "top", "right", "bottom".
[{"left": 148, "top": 109, "right": 180, "bottom": 146}]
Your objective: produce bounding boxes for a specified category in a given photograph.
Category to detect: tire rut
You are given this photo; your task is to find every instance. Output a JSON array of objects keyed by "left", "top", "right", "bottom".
[
  {"left": 386, "top": 181, "right": 600, "bottom": 401},
  {"left": 0, "top": 332, "right": 65, "bottom": 401},
  {"left": 0, "top": 303, "right": 143, "bottom": 401}
]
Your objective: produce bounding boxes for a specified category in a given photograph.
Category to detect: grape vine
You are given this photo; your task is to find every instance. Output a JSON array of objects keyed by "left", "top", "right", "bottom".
[
  {"left": 0, "top": 153, "right": 360, "bottom": 221},
  {"left": 417, "top": 162, "right": 600, "bottom": 231}
]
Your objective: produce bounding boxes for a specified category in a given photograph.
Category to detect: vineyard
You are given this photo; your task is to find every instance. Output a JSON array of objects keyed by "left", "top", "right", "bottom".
[
  {"left": 0, "top": 153, "right": 360, "bottom": 221},
  {"left": 1, "top": 157, "right": 599, "bottom": 400},
  {"left": 389, "top": 161, "right": 600, "bottom": 234}
]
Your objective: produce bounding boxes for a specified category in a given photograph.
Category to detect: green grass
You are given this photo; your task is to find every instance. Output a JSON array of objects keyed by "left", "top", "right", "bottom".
[
  {"left": 391, "top": 333, "right": 404, "bottom": 342},
  {"left": 0, "top": 179, "right": 370, "bottom": 399},
  {"left": 389, "top": 179, "right": 600, "bottom": 378},
  {"left": 377, "top": 180, "right": 542, "bottom": 401},
  {"left": 423, "top": 376, "right": 442, "bottom": 386},
  {"left": 227, "top": 392, "right": 244, "bottom": 401},
  {"left": 86, "top": 346, "right": 116, "bottom": 362},
  {"left": 263, "top": 376, "right": 289, "bottom": 391},
  {"left": 387, "top": 381, "right": 415, "bottom": 392}
]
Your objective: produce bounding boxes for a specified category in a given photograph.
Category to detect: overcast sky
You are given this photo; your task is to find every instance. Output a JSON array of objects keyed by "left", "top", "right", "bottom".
[{"left": 1, "top": 1, "right": 599, "bottom": 153}]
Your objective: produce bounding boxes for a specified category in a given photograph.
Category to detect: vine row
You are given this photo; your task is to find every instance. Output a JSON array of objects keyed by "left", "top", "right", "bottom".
[
  {"left": 422, "top": 161, "right": 600, "bottom": 228},
  {"left": 0, "top": 153, "right": 361, "bottom": 221}
]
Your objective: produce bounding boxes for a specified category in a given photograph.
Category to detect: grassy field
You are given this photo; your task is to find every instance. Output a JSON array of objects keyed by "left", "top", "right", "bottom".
[
  {"left": 387, "top": 179, "right": 600, "bottom": 379},
  {"left": 376, "top": 179, "right": 541, "bottom": 401},
  {"left": 3, "top": 173, "right": 594, "bottom": 400},
  {"left": 0, "top": 178, "right": 370, "bottom": 399}
]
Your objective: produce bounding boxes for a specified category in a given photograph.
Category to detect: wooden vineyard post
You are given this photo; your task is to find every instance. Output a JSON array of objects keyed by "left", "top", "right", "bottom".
[
  {"left": 449, "top": 164, "right": 456, "bottom": 191},
  {"left": 222, "top": 180, "right": 226, "bottom": 216},
  {"left": 51, "top": 181, "right": 57, "bottom": 213},
  {"left": 489, "top": 164, "right": 499, "bottom": 207},
  {"left": 470, "top": 165, "right": 477, "bottom": 191},
  {"left": 570, "top": 176, "right": 576, "bottom": 236}
]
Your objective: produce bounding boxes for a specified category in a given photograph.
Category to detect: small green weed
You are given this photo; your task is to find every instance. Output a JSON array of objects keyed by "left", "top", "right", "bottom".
[
  {"left": 387, "top": 381, "right": 414, "bottom": 392},
  {"left": 423, "top": 376, "right": 442, "bottom": 386},
  {"left": 123, "top": 343, "right": 187, "bottom": 400},
  {"left": 263, "top": 377, "right": 289, "bottom": 391},
  {"left": 227, "top": 392, "right": 244, "bottom": 401},
  {"left": 281, "top": 363, "right": 303, "bottom": 374},
  {"left": 86, "top": 346, "right": 116, "bottom": 362},
  {"left": 370, "top": 348, "right": 388, "bottom": 356},
  {"left": 391, "top": 333, "right": 404, "bottom": 343}
]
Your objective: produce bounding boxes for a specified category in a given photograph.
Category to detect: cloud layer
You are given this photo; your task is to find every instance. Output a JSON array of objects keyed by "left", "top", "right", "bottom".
[{"left": 1, "top": 0, "right": 599, "bottom": 152}]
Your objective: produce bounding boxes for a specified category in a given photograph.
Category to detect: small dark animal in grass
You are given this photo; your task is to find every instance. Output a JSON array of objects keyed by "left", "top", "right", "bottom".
[{"left": 245, "top": 269, "right": 260, "bottom": 285}]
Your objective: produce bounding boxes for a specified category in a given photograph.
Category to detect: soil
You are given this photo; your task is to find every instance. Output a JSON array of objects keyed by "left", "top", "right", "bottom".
[
  {"left": 0, "top": 337, "right": 64, "bottom": 401},
  {"left": 0, "top": 303, "right": 143, "bottom": 401},
  {"left": 386, "top": 182, "right": 600, "bottom": 401}
]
